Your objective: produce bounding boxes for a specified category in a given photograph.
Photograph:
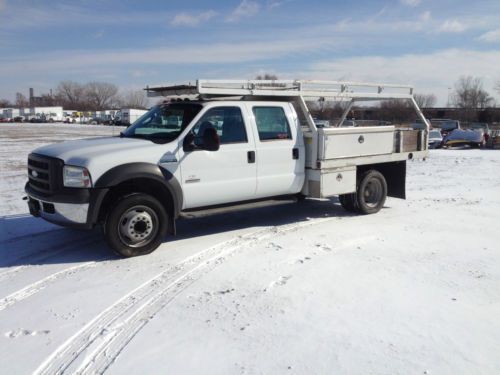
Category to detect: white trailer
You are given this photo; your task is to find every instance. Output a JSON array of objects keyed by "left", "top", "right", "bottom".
[
  {"left": 32, "top": 106, "right": 64, "bottom": 122},
  {"left": 2, "top": 108, "right": 20, "bottom": 120},
  {"left": 20, "top": 108, "right": 32, "bottom": 121},
  {"left": 63, "top": 110, "right": 78, "bottom": 123},
  {"left": 114, "top": 108, "right": 147, "bottom": 125}
]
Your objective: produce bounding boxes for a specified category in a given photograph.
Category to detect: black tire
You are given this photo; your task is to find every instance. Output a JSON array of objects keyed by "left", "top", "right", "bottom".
[
  {"left": 339, "top": 193, "right": 358, "bottom": 212},
  {"left": 356, "top": 170, "right": 387, "bottom": 214},
  {"left": 296, "top": 193, "right": 307, "bottom": 202},
  {"left": 104, "top": 193, "right": 168, "bottom": 257}
]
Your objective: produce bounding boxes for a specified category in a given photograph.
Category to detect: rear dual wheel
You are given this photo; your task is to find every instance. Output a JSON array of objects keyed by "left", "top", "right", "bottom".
[{"left": 339, "top": 170, "right": 387, "bottom": 215}]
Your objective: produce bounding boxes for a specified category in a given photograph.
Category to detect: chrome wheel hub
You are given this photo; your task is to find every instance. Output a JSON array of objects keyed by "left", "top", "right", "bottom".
[
  {"left": 118, "top": 206, "right": 156, "bottom": 247},
  {"left": 364, "top": 179, "right": 382, "bottom": 208}
]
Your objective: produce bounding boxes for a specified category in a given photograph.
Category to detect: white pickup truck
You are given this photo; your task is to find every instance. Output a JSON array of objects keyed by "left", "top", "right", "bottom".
[{"left": 25, "top": 80, "right": 429, "bottom": 257}]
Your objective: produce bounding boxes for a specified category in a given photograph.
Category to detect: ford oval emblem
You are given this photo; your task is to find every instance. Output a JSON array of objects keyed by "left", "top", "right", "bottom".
[{"left": 31, "top": 170, "right": 38, "bottom": 178}]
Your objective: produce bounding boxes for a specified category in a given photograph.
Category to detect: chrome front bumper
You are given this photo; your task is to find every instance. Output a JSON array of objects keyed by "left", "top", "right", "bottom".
[{"left": 27, "top": 195, "right": 89, "bottom": 225}]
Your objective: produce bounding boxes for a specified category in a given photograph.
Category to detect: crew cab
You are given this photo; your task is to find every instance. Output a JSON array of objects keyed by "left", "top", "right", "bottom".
[{"left": 25, "top": 80, "right": 429, "bottom": 257}]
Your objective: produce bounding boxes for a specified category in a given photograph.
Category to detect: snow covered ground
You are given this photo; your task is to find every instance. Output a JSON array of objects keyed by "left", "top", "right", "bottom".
[{"left": 0, "top": 122, "right": 499, "bottom": 374}]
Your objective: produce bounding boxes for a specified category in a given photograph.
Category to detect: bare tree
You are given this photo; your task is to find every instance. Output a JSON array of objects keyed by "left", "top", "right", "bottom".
[
  {"left": 414, "top": 93, "right": 437, "bottom": 108},
  {"left": 15, "top": 93, "right": 29, "bottom": 108},
  {"left": 495, "top": 80, "right": 500, "bottom": 95},
  {"left": 0, "top": 99, "right": 13, "bottom": 108},
  {"left": 379, "top": 99, "right": 413, "bottom": 123},
  {"left": 56, "top": 81, "right": 86, "bottom": 109},
  {"left": 36, "top": 94, "right": 59, "bottom": 107},
  {"left": 452, "top": 76, "right": 494, "bottom": 122},
  {"left": 120, "top": 89, "right": 148, "bottom": 109},
  {"left": 255, "top": 73, "right": 278, "bottom": 80},
  {"left": 84, "top": 82, "right": 119, "bottom": 110},
  {"left": 308, "top": 100, "right": 349, "bottom": 122}
]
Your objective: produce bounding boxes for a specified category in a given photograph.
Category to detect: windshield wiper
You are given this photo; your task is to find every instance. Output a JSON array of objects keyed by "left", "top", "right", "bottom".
[{"left": 120, "top": 133, "right": 150, "bottom": 140}]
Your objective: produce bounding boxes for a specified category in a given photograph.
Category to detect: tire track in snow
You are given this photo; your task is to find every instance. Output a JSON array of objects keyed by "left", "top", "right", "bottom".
[
  {"left": 34, "top": 217, "right": 335, "bottom": 375},
  {"left": 0, "top": 266, "right": 27, "bottom": 282},
  {"left": 86, "top": 225, "right": 377, "bottom": 375},
  {"left": 0, "top": 260, "right": 105, "bottom": 312},
  {"left": 0, "top": 237, "right": 102, "bottom": 282}
]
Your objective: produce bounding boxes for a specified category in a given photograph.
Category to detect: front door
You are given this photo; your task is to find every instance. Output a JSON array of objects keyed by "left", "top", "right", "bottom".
[{"left": 179, "top": 105, "right": 257, "bottom": 209}]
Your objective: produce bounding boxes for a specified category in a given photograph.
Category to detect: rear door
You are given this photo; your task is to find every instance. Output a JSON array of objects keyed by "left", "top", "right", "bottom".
[
  {"left": 248, "top": 103, "right": 305, "bottom": 198},
  {"left": 178, "top": 104, "right": 257, "bottom": 209}
]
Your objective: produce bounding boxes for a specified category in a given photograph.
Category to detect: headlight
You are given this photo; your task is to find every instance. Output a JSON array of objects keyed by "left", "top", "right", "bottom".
[{"left": 63, "top": 165, "right": 92, "bottom": 188}]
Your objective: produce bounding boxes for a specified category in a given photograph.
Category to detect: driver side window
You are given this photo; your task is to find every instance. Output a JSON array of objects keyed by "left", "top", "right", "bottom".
[{"left": 191, "top": 107, "right": 247, "bottom": 145}]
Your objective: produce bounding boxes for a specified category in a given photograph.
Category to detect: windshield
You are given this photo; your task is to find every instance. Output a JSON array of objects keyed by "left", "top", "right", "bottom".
[
  {"left": 122, "top": 103, "right": 203, "bottom": 143},
  {"left": 470, "top": 123, "right": 488, "bottom": 129},
  {"left": 429, "top": 130, "right": 442, "bottom": 138},
  {"left": 431, "top": 120, "right": 458, "bottom": 131}
]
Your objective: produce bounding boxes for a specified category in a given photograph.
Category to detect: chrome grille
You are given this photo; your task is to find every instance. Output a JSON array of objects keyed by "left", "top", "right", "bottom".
[{"left": 28, "top": 154, "right": 54, "bottom": 193}]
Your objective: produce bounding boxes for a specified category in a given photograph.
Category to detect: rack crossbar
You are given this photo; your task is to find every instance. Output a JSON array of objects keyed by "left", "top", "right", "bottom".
[{"left": 145, "top": 79, "right": 414, "bottom": 100}]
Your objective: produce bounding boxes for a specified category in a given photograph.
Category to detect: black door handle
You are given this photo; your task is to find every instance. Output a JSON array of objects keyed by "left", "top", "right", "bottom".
[
  {"left": 247, "top": 151, "right": 255, "bottom": 163},
  {"left": 292, "top": 148, "right": 299, "bottom": 160}
]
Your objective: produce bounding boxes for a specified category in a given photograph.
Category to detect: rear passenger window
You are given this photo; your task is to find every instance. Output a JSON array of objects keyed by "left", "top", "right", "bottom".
[
  {"left": 192, "top": 107, "right": 247, "bottom": 144},
  {"left": 253, "top": 107, "right": 292, "bottom": 141}
]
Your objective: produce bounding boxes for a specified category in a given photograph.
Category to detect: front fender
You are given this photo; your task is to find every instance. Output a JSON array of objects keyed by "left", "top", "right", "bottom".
[{"left": 94, "top": 163, "right": 183, "bottom": 216}]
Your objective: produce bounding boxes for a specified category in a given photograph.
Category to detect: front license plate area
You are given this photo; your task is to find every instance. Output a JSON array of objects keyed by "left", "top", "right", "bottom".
[{"left": 28, "top": 198, "right": 41, "bottom": 217}]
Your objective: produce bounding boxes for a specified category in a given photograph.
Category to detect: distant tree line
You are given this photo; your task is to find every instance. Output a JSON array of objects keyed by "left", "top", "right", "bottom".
[
  {"left": 308, "top": 75, "right": 500, "bottom": 124},
  {"left": 0, "top": 81, "right": 149, "bottom": 111},
  {"left": 255, "top": 73, "right": 500, "bottom": 123},
  {"left": 1, "top": 75, "right": 499, "bottom": 123}
]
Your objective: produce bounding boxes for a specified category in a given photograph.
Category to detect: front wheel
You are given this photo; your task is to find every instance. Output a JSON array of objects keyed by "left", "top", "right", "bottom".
[
  {"left": 104, "top": 193, "right": 168, "bottom": 257},
  {"left": 356, "top": 170, "right": 387, "bottom": 214}
]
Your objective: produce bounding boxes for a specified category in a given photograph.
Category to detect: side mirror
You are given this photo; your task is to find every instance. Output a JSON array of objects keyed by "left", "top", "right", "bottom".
[
  {"left": 183, "top": 128, "right": 220, "bottom": 152},
  {"left": 183, "top": 132, "right": 196, "bottom": 152},
  {"left": 201, "top": 128, "right": 220, "bottom": 151}
]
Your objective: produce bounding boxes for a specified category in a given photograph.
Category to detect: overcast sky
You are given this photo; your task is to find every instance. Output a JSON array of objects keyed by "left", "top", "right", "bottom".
[{"left": 1, "top": 0, "right": 500, "bottom": 106}]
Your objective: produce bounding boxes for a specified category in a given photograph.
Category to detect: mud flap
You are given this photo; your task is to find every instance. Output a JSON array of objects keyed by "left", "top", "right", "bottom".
[
  {"left": 385, "top": 161, "right": 406, "bottom": 199},
  {"left": 361, "top": 161, "right": 406, "bottom": 199}
]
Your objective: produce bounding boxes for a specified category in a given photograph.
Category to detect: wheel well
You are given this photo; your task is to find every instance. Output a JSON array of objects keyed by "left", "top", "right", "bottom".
[
  {"left": 357, "top": 161, "right": 406, "bottom": 199},
  {"left": 98, "top": 178, "right": 176, "bottom": 234}
]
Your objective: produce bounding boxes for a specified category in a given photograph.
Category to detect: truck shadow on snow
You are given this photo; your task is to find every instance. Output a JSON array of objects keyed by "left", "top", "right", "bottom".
[
  {"left": 0, "top": 198, "right": 359, "bottom": 267},
  {"left": 0, "top": 214, "right": 112, "bottom": 267}
]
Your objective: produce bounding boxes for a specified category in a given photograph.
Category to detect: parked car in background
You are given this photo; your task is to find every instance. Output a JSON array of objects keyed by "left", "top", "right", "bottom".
[
  {"left": 340, "top": 119, "right": 357, "bottom": 127},
  {"left": 443, "top": 129, "right": 484, "bottom": 148},
  {"left": 486, "top": 130, "right": 500, "bottom": 149},
  {"left": 63, "top": 111, "right": 78, "bottom": 123},
  {"left": 469, "top": 122, "right": 490, "bottom": 134},
  {"left": 411, "top": 118, "right": 429, "bottom": 130},
  {"left": 428, "top": 129, "right": 443, "bottom": 148},
  {"left": 113, "top": 109, "right": 148, "bottom": 126},
  {"left": 430, "top": 119, "right": 460, "bottom": 137},
  {"left": 314, "top": 119, "right": 330, "bottom": 128}
]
